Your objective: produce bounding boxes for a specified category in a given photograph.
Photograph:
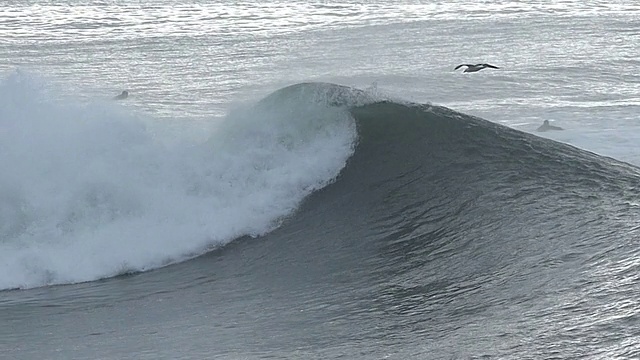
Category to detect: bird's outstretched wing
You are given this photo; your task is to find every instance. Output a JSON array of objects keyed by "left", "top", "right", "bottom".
[
  {"left": 454, "top": 64, "right": 473, "bottom": 70},
  {"left": 482, "top": 63, "right": 500, "bottom": 69}
]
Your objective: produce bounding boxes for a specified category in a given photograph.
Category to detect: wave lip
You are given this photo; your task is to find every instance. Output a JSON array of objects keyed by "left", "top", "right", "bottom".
[{"left": 0, "top": 75, "right": 357, "bottom": 290}]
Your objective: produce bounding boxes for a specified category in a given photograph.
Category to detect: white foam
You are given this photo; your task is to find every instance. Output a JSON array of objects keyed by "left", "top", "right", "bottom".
[{"left": 0, "top": 72, "right": 357, "bottom": 289}]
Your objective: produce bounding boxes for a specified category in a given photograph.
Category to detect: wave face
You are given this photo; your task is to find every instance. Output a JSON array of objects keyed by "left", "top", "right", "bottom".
[
  {"left": 257, "top": 84, "right": 640, "bottom": 352},
  {"left": 0, "top": 74, "right": 356, "bottom": 290},
  {"left": 283, "top": 83, "right": 640, "bottom": 231}
]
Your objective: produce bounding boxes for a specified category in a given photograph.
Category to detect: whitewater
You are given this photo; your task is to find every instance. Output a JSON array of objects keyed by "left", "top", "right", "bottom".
[
  {"left": 0, "top": 72, "right": 357, "bottom": 289},
  {"left": 2, "top": 1, "right": 640, "bottom": 359}
]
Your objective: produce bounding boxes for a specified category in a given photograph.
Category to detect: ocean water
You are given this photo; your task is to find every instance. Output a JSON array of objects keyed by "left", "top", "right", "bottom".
[{"left": 1, "top": 1, "right": 640, "bottom": 359}]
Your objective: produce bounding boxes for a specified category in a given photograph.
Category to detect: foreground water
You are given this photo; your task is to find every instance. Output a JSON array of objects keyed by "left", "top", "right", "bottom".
[{"left": 2, "top": 1, "right": 640, "bottom": 359}]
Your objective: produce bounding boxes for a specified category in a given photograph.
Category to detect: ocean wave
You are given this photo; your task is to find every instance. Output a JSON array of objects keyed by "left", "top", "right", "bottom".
[{"left": 3, "top": 78, "right": 639, "bottom": 291}]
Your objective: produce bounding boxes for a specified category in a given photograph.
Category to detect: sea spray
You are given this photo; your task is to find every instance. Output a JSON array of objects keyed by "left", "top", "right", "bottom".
[{"left": 0, "top": 73, "right": 357, "bottom": 289}]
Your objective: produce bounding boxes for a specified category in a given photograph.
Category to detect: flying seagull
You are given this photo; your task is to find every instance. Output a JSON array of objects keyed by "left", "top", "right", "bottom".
[{"left": 454, "top": 63, "right": 500, "bottom": 73}]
